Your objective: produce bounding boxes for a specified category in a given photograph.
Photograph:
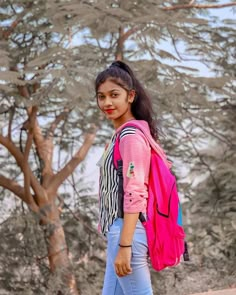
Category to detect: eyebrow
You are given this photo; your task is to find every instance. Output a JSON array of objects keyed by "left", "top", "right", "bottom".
[{"left": 97, "top": 89, "right": 120, "bottom": 94}]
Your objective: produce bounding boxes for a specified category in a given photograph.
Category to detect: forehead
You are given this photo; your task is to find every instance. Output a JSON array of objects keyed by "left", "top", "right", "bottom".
[{"left": 97, "top": 79, "right": 125, "bottom": 93}]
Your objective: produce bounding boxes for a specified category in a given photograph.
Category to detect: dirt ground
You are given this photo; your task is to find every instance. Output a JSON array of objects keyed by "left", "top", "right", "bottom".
[{"left": 190, "top": 288, "right": 236, "bottom": 295}]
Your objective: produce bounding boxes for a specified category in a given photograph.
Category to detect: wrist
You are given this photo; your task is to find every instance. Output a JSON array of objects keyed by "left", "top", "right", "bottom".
[{"left": 119, "top": 243, "right": 132, "bottom": 248}]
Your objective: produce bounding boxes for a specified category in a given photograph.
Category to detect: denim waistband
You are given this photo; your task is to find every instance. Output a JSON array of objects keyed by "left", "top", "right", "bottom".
[{"left": 108, "top": 217, "right": 146, "bottom": 233}]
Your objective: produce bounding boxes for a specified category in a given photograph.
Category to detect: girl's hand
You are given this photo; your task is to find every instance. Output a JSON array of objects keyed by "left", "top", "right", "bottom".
[{"left": 114, "top": 247, "right": 132, "bottom": 277}]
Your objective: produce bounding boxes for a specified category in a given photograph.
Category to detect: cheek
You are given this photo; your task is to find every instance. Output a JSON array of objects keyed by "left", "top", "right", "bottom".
[{"left": 97, "top": 99, "right": 103, "bottom": 110}]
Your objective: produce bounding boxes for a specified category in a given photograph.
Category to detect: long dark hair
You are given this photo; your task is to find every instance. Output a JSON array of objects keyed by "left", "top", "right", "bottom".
[{"left": 95, "top": 61, "right": 158, "bottom": 141}]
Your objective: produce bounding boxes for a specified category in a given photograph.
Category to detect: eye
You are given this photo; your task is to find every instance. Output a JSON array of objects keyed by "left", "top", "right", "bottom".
[
  {"left": 111, "top": 93, "right": 119, "bottom": 98},
  {"left": 97, "top": 94, "right": 105, "bottom": 100}
]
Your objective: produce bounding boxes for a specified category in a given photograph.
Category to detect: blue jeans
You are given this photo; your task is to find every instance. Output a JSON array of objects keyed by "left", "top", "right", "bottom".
[{"left": 102, "top": 218, "right": 153, "bottom": 295}]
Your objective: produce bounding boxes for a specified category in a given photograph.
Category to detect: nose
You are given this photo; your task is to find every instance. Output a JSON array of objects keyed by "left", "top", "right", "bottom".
[{"left": 103, "top": 96, "right": 113, "bottom": 107}]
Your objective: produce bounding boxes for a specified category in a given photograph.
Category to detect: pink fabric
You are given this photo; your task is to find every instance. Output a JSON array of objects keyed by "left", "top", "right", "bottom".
[
  {"left": 115, "top": 119, "right": 172, "bottom": 214},
  {"left": 115, "top": 120, "right": 185, "bottom": 271},
  {"left": 144, "top": 149, "right": 185, "bottom": 270},
  {"left": 117, "top": 120, "right": 172, "bottom": 168},
  {"left": 119, "top": 128, "right": 151, "bottom": 213}
]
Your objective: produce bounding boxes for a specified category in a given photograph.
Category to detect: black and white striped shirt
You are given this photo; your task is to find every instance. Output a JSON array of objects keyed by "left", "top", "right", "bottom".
[{"left": 99, "top": 127, "right": 136, "bottom": 235}]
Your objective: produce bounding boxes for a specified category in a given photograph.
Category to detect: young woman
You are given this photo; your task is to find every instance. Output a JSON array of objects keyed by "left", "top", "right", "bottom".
[{"left": 95, "top": 61, "right": 158, "bottom": 295}]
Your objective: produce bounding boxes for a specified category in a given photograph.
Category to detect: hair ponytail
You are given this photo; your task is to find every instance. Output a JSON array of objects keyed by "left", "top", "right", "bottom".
[{"left": 95, "top": 61, "right": 159, "bottom": 141}]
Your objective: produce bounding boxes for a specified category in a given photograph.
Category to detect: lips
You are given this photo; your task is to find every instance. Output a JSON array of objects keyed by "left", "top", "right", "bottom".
[{"left": 104, "top": 109, "right": 114, "bottom": 114}]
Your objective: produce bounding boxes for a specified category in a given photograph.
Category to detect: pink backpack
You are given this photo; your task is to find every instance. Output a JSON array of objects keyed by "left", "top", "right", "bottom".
[{"left": 113, "top": 122, "right": 189, "bottom": 271}]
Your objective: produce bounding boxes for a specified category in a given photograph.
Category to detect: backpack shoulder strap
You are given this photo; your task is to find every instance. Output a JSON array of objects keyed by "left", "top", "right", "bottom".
[{"left": 113, "top": 134, "right": 121, "bottom": 170}]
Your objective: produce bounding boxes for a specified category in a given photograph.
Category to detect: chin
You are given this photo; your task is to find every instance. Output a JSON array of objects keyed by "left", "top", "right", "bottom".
[{"left": 106, "top": 113, "right": 116, "bottom": 119}]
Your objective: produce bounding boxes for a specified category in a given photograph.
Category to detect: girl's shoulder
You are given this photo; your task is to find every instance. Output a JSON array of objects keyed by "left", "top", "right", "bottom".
[
  {"left": 119, "top": 126, "right": 150, "bottom": 148},
  {"left": 115, "top": 119, "right": 151, "bottom": 147},
  {"left": 119, "top": 125, "right": 136, "bottom": 140}
]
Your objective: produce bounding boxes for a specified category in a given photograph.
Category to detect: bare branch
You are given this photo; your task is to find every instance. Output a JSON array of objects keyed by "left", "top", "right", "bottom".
[
  {"left": 163, "top": 2, "right": 236, "bottom": 11},
  {"left": 18, "top": 84, "right": 55, "bottom": 181},
  {"left": 0, "top": 134, "right": 48, "bottom": 202},
  {"left": 46, "top": 108, "right": 70, "bottom": 139},
  {"left": 0, "top": 174, "right": 38, "bottom": 212},
  {"left": 0, "top": 2, "right": 33, "bottom": 40},
  {"left": 95, "top": 38, "right": 106, "bottom": 60},
  {"left": 136, "top": 30, "right": 156, "bottom": 60},
  {"left": 8, "top": 106, "right": 15, "bottom": 141},
  {"left": 167, "top": 27, "right": 210, "bottom": 68},
  {"left": 174, "top": 116, "right": 221, "bottom": 197},
  {"left": 116, "top": 27, "right": 125, "bottom": 61},
  {"left": 49, "top": 130, "right": 97, "bottom": 193},
  {"left": 23, "top": 106, "right": 38, "bottom": 207},
  {"left": 29, "top": 79, "right": 60, "bottom": 175},
  {"left": 17, "top": 86, "right": 47, "bottom": 161},
  {"left": 184, "top": 109, "right": 234, "bottom": 147},
  {"left": 36, "top": 107, "right": 71, "bottom": 188},
  {"left": 121, "top": 27, "right": 139, "bottom": 43},
  {"left": 0, "top": 174, "right": 25, "bottom": 201},
  {"left": 115, "top": 26, "right": 139, "bottom": 60}
]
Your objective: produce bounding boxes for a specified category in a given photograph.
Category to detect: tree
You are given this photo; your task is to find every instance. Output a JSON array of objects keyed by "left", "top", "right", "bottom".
[
  {"left": 0, "top": 1, "right": 97, "bottom": 294},
  {"left": 0, "top": 0, "right": 235, "bottom": 293}
]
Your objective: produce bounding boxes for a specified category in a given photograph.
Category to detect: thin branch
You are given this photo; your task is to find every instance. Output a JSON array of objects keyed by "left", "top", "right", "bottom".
[
  {"left": 115, "top": 26, "right": 139, "bottom": 60},
  {"left": 17, "top": 86, "right": 46, "bottom": 160},
  {"left": 23, "top": 106, "right": 38, "bottom": 207},
  {"left": 49, "top": 130, "right": 97, "bottom": 193},
  {"left": 0, "top": 134, "right": 47, "bottom": 202},
  {"left": 0, "top": 174, "right": 26, "bottom": 201},
  {"left": 174, "top": 116, "right": 221, "bottom": 197},
  {"left": 46, "top": 108, "right": 70, "bottom": 139},
  {"left": 27, "top": 79, "right": 59, "bottom": 162},
  {"left": 121, "top": 27, "right": 139, "bottom": 43},
  {"left": 136, "top": 29, "right": 156, "bottom": 60},
  {"left": 0, "top": 174, "right": 38, "bottom": 212},
  {"left": 18, "top": 83, "right": 55, "bottom": 180},
  {"left": 95, "top": 38, "right": 106, "bottom": 60},
  {"left": 0, "top": 2, "right": 33, "bottom": 40},
  {"left": 57, "top": 115, "right": 69, "bottom": 172},
  {"left": 116, "top": 27, "right": 124, "bottom": 61},
  {"left": 167, "top": 27, "right": 210, "bottom": 68},
  {"left": 8, "top": 1, "right": 17, "bottom": 14},
  {"left": 38, "top": 107, "right": 71, "bottom": 188},
  {"left": 8, "top": 106, "right": 15, "bottom": 141},
  {"left": 184, "top": 109, "right": 233, "bottom": 147},
  {"left": 163, "top": 2, "right": 236, "bottom": 11}
]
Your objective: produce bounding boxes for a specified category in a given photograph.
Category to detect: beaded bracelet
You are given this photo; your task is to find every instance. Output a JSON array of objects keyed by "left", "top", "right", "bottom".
[{"left": 119, "top": 243, "right": 132, "bottom": 248}]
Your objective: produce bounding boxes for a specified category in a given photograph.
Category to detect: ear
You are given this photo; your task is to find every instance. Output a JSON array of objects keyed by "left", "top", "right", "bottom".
[{"left": 128, "top": 89, "right": 136, "bottom": 103}]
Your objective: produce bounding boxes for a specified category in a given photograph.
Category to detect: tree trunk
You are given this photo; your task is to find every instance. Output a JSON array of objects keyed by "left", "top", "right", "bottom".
[
  {"left": 0, "top": 104, "right": 96, "bottom": 294},
  {"left": 42, "top": 199, "right": 79, "bottom": 295}
]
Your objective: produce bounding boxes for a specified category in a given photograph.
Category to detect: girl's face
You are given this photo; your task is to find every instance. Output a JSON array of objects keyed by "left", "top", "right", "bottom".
[{"left": 97, "top": 79, "right": 135, "bottom": 129}]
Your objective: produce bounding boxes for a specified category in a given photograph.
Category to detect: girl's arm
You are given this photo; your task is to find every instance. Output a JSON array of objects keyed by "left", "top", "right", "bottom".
[
  {"left": 114, "top": 129, "right": 151, "bottom": 277},
  {"left": 120, "top": 213, "right": 139, "bottom": 245},
  {"left": 114, "top": 213, "right": 139, "bottom": 277}
]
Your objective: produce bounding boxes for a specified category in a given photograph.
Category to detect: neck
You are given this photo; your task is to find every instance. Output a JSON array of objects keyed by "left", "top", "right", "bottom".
[{"left": 113, "top": 116, "right": 135, "bottom": 130}]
